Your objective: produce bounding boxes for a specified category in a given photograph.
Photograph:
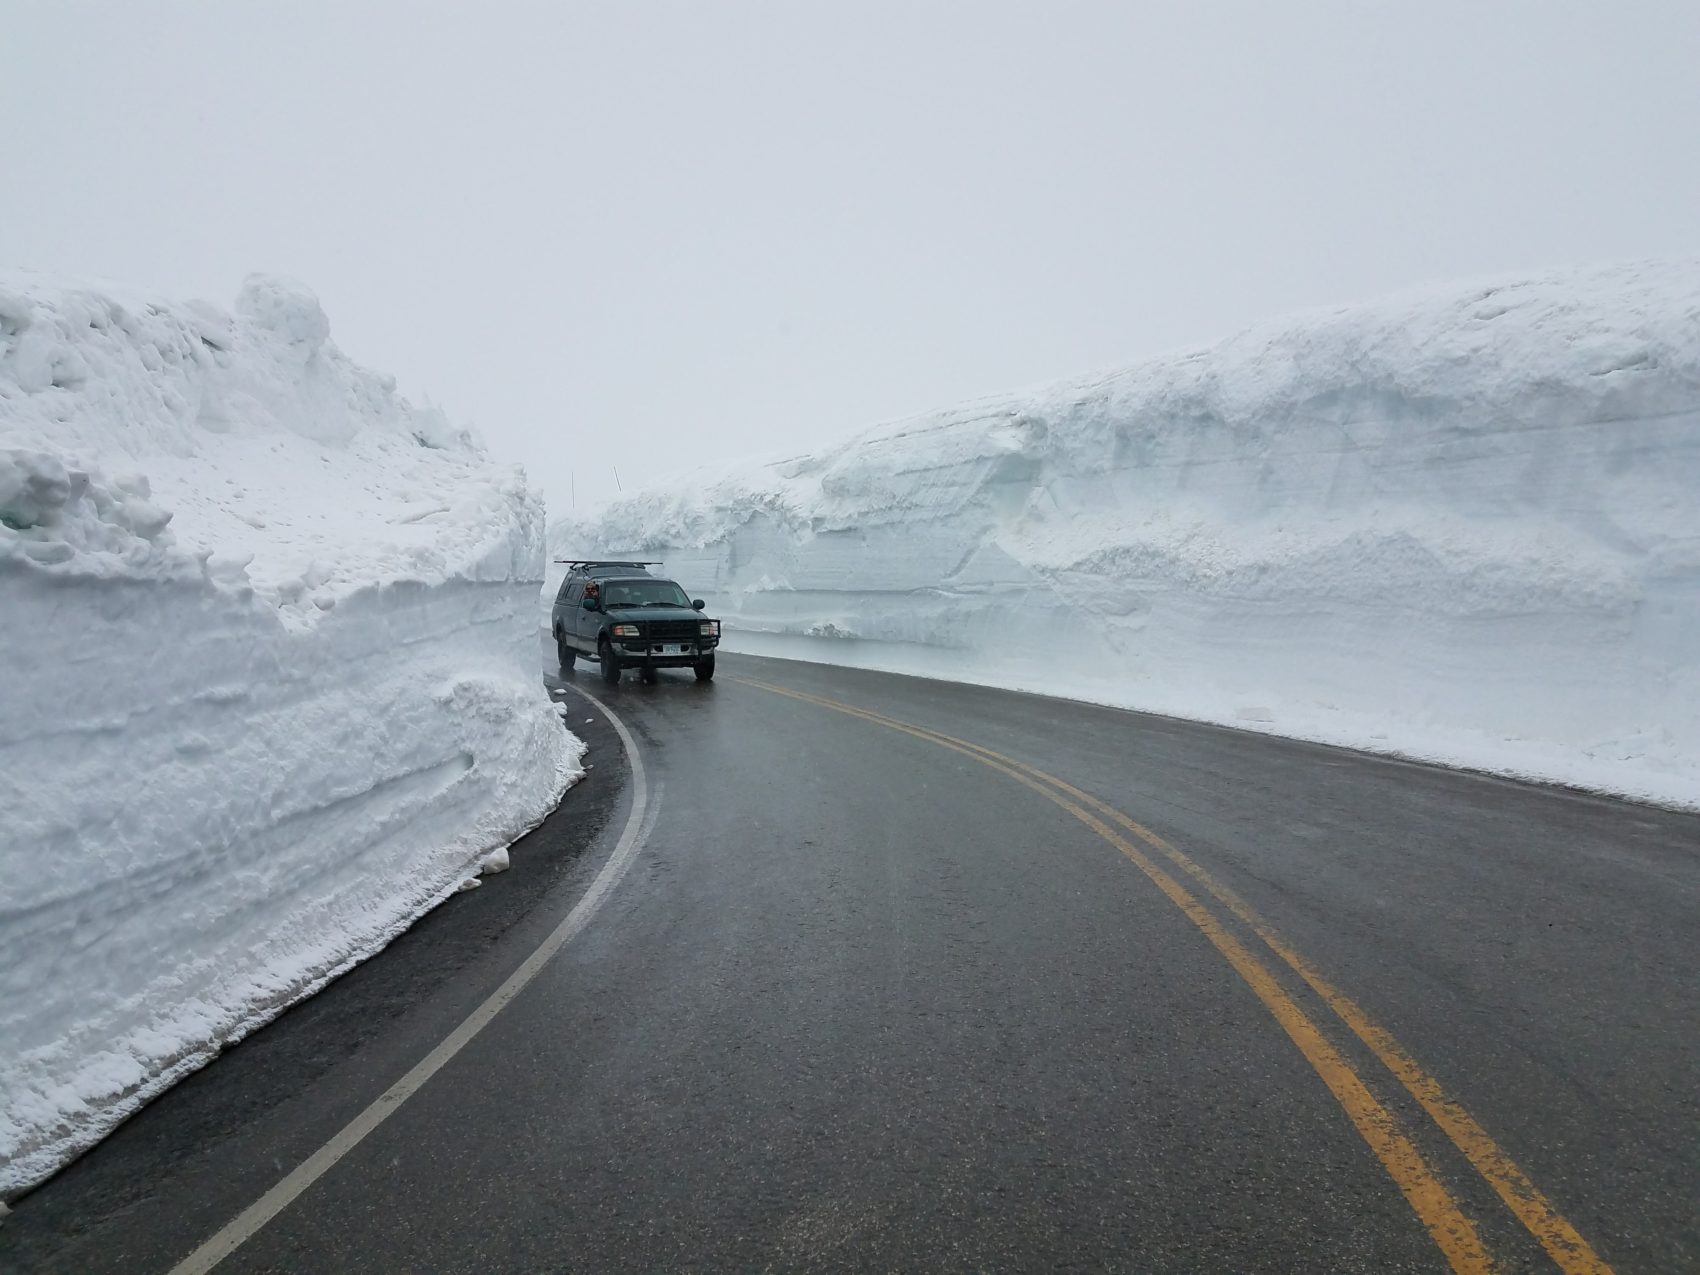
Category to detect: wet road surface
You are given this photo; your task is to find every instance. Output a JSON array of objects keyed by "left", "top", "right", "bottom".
[{"left": 6, "top": 651, "right": 1698, "bottom": 1272}]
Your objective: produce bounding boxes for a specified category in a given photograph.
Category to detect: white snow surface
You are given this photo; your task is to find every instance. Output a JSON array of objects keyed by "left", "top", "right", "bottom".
[
  {"left": 1, "top": 272, "right": 580, "bottom": 1193},
  {"left": 563, "top": 260, "right": 1700, "bottom": 808}
]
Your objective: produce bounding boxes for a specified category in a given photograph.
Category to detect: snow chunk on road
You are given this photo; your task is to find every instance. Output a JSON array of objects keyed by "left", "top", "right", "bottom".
[
  {"left": 562, "top": 259, "right": 1700, "bottom": 808},
  {"left": 0, "top": 271, "right": 582, "bottom": 1194}
]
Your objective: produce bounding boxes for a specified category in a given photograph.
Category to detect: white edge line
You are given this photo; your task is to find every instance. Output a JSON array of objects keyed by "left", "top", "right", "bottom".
[{"left": 168, "top": 686, "right": 649, "bottom": 1275}]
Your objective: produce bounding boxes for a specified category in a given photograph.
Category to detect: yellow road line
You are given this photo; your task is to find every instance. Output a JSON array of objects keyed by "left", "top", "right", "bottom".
[
  {"left": 1017, "top": 776, "right": 1614, "bottom": 1275},
  {"left": 732, "top": 675, "right": 1498, "bottom": 1273},
  {"left": 734, "top": 674, "right": 1614, "bottom": 1275}
]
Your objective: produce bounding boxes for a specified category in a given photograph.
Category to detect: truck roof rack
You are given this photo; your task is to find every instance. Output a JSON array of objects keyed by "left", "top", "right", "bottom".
[{"left": 553, "top": 558, "right": 661, "bottom": 571}]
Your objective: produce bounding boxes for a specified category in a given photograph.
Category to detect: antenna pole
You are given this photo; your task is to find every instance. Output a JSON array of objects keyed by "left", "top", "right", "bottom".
[{"left": 614, "top": 465, "right": 622, "bottom": 492}]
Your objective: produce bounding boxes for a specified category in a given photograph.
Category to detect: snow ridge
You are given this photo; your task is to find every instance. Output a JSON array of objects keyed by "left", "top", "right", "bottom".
[
  {"left": 564, "top": 260, "right": 1700, "bottom": 808},
  {"left": 0, "top": 272, "right": 579, "bottom": 1193}
]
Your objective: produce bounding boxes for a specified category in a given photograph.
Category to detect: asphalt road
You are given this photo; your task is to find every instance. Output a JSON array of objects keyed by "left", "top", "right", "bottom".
[{"left": 5, "top": 650, "right": 1698, "bottom": 1273}]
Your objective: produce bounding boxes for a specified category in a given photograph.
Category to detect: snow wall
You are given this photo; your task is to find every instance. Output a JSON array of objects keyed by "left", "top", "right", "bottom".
[
  {"left": 563, "top": 260, "right": 1699, "bottom": 808},
  {"left": 0, "top": 273, "right": 580, "bottom": 1194}
]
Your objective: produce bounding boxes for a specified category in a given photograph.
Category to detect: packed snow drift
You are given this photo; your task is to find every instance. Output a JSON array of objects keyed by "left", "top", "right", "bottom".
[
  {"left": 0, "top": 272, "right": 580, "bottom": 1193},
  {"left": 565, "top": 260, "right": 1700, "bottom": 808}
]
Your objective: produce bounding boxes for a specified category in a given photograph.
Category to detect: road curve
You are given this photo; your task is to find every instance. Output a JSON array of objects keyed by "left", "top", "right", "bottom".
[{"left": 5, "top": 651, "right": 1697, "bottom": 1273}]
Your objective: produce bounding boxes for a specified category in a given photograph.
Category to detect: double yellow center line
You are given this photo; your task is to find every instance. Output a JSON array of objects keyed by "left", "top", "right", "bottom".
[{"left": 731, "top": 674, "right": 1612, "bottom": 1275}]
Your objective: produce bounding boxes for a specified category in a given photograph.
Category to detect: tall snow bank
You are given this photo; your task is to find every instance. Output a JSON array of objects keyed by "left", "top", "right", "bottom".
[
  {"left": 566, "top": 260, "right": 1700, "bottom": 808},
  {"left": 0, "top": 272, "right": 580, "bottom": 1193}
]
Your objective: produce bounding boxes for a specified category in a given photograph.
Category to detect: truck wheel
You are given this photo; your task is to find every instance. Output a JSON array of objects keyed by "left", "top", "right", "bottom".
[
  {"left": 694, "top": 656, "right": 715, "bottom": 682},
  {"left": 599, "top": 638, "right": 621, "bottom": 685},
  {"left": 557, "top": 633, "right": 575, "bottom": 672}
]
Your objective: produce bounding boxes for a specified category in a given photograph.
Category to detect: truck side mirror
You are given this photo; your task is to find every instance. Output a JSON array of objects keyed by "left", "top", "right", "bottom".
[
  {"left": 692, "top": 599, "right": 706, "bottom": 610},
  {"left": 582, "top": 596, "right": 600, "bottom": 611}
]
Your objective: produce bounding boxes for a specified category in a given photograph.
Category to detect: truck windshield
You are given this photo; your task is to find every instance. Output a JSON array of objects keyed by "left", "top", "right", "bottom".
[{"left": 601, "top": 580, "right": 692, "bottom": 609}]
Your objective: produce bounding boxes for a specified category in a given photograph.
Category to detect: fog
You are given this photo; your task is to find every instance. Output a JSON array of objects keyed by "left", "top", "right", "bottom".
[{"left": 5, "top": 1, "right": 1697, "bottom": 510}]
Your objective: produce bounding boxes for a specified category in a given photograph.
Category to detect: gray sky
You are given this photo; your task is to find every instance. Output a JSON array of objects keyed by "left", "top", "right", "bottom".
[{"left": 5, "top": 1, "right": 1697, "bottom": 511}]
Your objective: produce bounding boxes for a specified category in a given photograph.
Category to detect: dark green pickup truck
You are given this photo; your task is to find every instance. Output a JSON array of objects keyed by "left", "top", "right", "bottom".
[{"left": 551, "top": 560, "right": 720, "bottom": 684}]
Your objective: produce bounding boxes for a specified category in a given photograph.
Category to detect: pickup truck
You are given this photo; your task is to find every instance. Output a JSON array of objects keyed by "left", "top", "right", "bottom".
[{"left": 551, "top": 560, "right": 720, "bottom": 684}]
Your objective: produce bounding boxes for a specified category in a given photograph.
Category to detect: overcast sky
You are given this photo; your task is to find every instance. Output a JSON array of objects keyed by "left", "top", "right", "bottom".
[{"left": 5, "top": 1, "right": 1697, "bottom": 511}]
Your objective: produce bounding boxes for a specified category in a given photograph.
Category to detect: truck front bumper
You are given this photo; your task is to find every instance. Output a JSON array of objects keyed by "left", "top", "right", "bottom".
[{"left": 616, "top": 638, "right": 717, "bottom": 667}]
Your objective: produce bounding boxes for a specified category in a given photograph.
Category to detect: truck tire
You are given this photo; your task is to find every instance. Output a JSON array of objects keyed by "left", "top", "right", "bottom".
[
  {"left": 599, "top": 637, "right": 621, "bottom": 685},
  {"left": 694, "top": 656, "right": 715, "bottom": 682},
  {"left": 557, "top": 633, "right": 575, "bottom": 672}
]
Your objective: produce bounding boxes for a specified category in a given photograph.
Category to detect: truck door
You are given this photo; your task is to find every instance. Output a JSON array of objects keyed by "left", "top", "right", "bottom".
[
  {"left": 553, "top": 578, "right": 574, "bottom": 640},
  {"left": 573, "top": 578, "right": 598, "bottom": 650},
  {"left": 561, "top": 578, "right": 585, "bottom": 649}
]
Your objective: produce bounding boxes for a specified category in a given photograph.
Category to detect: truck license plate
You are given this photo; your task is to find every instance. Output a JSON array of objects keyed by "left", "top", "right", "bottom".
[{"left": 660, "top": 643, "right": 684, "bottom": 655}]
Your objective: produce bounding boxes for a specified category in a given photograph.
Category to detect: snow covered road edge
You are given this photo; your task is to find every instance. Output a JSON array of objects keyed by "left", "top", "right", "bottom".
[
  {"left": 1, "top": 273, "right": 580, "bottom": 1193},
  {"left": 563, "top": 260, "right": 1700, "bottom": 809}
]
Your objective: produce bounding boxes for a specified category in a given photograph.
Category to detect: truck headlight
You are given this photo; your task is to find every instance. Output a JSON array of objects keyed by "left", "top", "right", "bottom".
[
  {"left": 612, "top": 624, "right": 640, "bottom": 638},
  {"left": 700, "top": 621, "right": 719, "bottom": 637}
]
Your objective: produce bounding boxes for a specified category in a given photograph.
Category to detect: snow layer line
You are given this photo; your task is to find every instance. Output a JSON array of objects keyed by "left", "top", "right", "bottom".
[{"left": 562, "top": 259, "right": 1700, "bottom": 807}]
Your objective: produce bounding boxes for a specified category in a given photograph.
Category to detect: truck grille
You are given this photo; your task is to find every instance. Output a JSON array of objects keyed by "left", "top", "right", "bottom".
[{"left": 644, "top": 619, "right": 699, "bottom": 641}]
